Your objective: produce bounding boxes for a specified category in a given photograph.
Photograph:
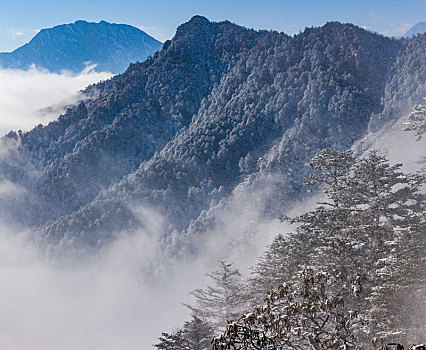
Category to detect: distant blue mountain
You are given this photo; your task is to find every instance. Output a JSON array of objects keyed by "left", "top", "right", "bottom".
[
  {"left": 402, "top": 22, "right": 426, "bottom": 38},
  {"left": 0, "top": 20, "right": 163, "bottom": 74}
]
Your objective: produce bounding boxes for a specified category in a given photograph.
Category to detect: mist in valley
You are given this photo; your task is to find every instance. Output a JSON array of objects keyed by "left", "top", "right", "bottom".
[
  {"left": 0, "top": 66, "right": 112, "bottom": 135},
  {"left": 0, "top": 81, "right": 291, "bottom": 348}
]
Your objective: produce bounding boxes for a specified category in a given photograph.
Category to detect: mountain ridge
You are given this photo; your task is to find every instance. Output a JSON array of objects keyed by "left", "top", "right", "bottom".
[{"left": 0, "top": 16, "right": 424, "bottom": 254}]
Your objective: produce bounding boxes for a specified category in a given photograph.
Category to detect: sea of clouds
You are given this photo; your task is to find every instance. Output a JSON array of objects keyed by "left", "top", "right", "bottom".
[
  {"left": 0, "top": 65, "right": 112, "bottom": 135},
  {"left": 0, "top": 191, "right": 286, "bottom": 350}
]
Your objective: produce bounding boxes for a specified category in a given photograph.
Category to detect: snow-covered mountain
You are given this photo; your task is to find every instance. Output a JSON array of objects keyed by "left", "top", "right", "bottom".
[
  {"left": 0, "top": 20, "right": 162, "bottom": 74},
  {"left": 0, "top": 16, "right": 424, "bottom": 254},
  {"left": 402, "top": 21, "right": 426, "bottom": 38}
]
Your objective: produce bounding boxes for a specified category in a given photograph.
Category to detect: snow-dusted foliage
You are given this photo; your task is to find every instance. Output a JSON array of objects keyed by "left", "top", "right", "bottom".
[
  {"left": 213, "top": 269, "right": 363, "bottom": 350},
  {"left": 247, "top": 148, "right": 425, "bottom": 346},
  {"left": 368, "top": 34, "right": 426, "bottom": 132},
  {"left": 154, "top": 315, "right": 214, "bottom": 350},
  {"left": 154, "top": 261, "right": 245, "bottom": 349},
  {"left": 156, "top": 148, "right": 424, "bottom": 348},
  {"left": 403, "top": 99, "right": 426, "bottom": 140}
]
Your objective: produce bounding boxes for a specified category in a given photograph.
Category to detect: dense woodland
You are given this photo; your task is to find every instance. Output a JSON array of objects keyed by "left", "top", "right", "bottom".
[{"left": 0, "top": 17, "right": 424, "bottom": 254}]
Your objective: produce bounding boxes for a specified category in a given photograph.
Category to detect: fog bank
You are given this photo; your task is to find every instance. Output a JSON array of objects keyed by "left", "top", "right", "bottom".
[{"left": 0, "top": 65, "right": 112, "bottom": 135}]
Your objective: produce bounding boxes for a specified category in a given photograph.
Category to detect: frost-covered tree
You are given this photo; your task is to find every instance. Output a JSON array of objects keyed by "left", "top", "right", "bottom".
[
  {"left": 346, "top": 152, "right": 424, "bottom": 342},
  {"left": 403, "top": 99, "right": 426, "bottom": 140},
  {"left": 286, "top": 149, "right": 423, "bottom": 243},
  {"left": 249, "top": 149, "right": 357, "bottom": 299},
  {"left": 295, "top": 150, "right": 424, "bottom": 342},
  {"left": 154, "top": 315, "right": 214, "bottom": 350},
  {"left": 185, "top": 261, "right": 246, "bottom": 331},
  {"left": 403, "top": 98, "right": 426, "bottom": 167},
  {"left": 250, "top": 148, "right": 425, "bottom": 345},
  {"left": 213, "top": 269, "right": 363, "bottom": 350}
]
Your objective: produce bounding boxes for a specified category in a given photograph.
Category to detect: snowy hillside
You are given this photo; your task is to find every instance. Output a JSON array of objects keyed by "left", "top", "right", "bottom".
[{"left": 0, "top": 16, "right": 424, "bottom": 255}]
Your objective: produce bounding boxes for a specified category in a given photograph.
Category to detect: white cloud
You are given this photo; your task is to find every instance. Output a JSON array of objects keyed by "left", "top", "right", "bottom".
[
  {"left": 8, "top": 27, "right": 30, "bottom": 41},
  {"left": 0, "top": 66, "right": 113, "bottom": 135},
  {"left": 0, "top": 180, "right": 26, "bottom": 198},
  {"left": 354, "top": 112, "right": 426, "bottom": 174},
  {"left": 0, "top": 209, "right": 214, "bottom": 350},
  {"left": 0, "top": 60, "right": 286, "bottom": 348},
  {"left": 0, "top": 178, "right": 297, "bottom": 349}
]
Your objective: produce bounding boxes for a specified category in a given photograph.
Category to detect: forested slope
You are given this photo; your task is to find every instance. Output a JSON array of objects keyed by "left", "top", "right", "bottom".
[{"left": 0, "top": 16, "right": 424, "bottom": 253}]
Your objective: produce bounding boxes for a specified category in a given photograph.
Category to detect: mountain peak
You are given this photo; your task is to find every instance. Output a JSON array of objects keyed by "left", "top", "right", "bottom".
[
  {"left": 71, "top": 20, "right": 118, "bottom": 27},
  {"left": 403, "top": 22, "right": 426, "bottom": 38},
  {"left": 0, "top": 21, "right": 163, "bottom": 74},
  {"left": 1, "top": 17, "right": 423, "bottom": 255},
  {"left": 173, "top": 15, "right": 248, "bottom": 43},
  {"left": 188, "top": 15, "right": 211, "bottom": 24},
  {"left": 73, "top": 19, "right": 89, "bottom": 25},
  {"left": 175, "top": 15, "right": 213, "bottom": 35}
]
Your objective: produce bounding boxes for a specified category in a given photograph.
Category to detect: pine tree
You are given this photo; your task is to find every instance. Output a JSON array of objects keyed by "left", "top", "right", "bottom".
[
  {"left": 403, "top": 99, "right": 426, "bottom": 140},
  {"left": 250, "top": 148, "right": 425, "bottom": 345},
  {"left": 248, "top": 231, "right": 317, "bottom": 304},
  {"left": 297, "top": 150, "right": 424, "bottom": 343},
  {"left": 185, "top": 261, "right": 246, "bottom": 331},
  {"left": 154, "top": 315, "right": 214, "bottom": 350},
  {"left": 386, "top": 99, "right": 426, "bottom": 344},
  {"left": 249, "top": 149, "right": 357, "bottom": 301}
]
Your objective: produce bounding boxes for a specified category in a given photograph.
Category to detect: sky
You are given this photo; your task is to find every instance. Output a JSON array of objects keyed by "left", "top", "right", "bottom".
[{"left": 0, "top": 0, "right": 425, "bottom": 52}]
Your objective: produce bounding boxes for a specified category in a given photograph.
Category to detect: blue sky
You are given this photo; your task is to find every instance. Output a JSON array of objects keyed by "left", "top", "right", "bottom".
[{"left": 1, "top": 0, "right": 425, "bottom": 51}]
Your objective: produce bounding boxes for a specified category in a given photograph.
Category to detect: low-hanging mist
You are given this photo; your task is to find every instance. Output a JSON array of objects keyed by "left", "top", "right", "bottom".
[
  {"left": 0, "top": 66, "right": 112, "bottom": 135},
  {"left": 0, "top": 180, "right": 292, "bottom": 349}
]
